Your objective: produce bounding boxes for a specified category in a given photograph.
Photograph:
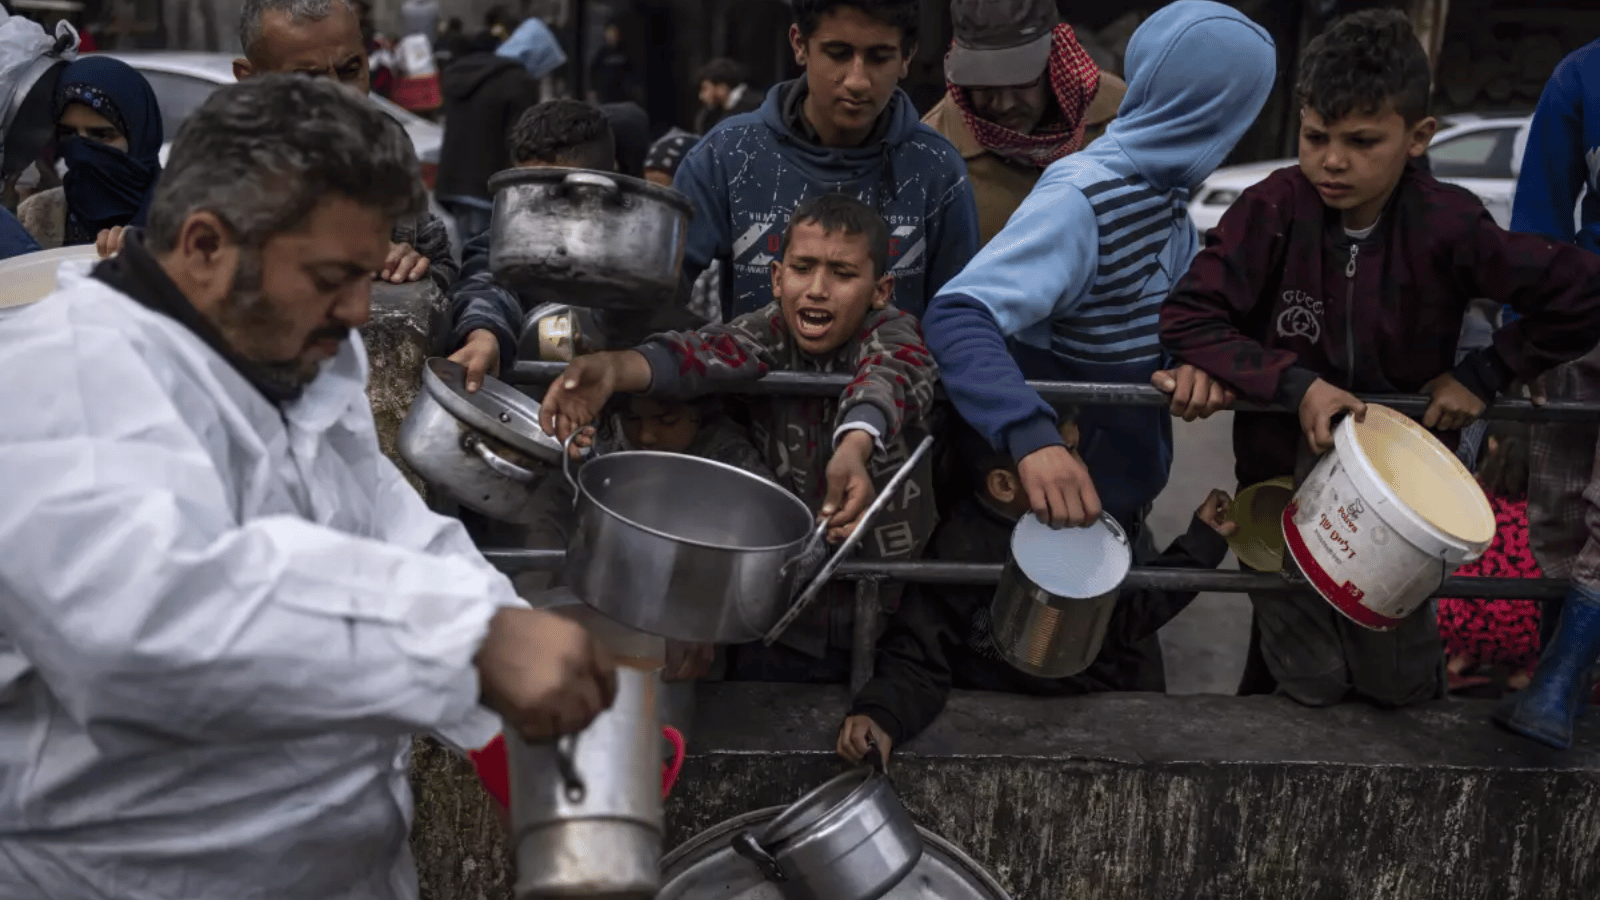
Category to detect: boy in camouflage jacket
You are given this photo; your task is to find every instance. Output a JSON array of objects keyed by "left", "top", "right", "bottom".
[{"left": 541, "top": 193, "right": 938, "bottom": 678}]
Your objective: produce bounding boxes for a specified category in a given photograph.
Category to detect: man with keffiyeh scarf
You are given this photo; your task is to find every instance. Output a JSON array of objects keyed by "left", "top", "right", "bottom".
[{"left": 922, "top": 0, "right": 1126, "bottom": 247}]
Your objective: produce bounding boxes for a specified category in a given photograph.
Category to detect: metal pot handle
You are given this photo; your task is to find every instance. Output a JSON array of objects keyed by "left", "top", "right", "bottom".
[
  {"left": 762, "top": 435, "right": 936, "bottom": 647},
  {"left": 732, "top": 831, "right": 787, "bottom": 883},
  {"left": 560, "top": 429, "right": 603, "bottom": 501},
  {"left": 559, "top": 171, "right": 624, "bottom": 205},
  {"left": 777, "top": 519, "right": 830, "bottom": 580},
  {"left": 1099, "top": 512, "right": 1129, "bottom": 546},
  {"left": 554, "top": 733, "right": 586, "bottom": 804},
  {"left": 462, "top": 433, "right": 538, "bottom": 484}
]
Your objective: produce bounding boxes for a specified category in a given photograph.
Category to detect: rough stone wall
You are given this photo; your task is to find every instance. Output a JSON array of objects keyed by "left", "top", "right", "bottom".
[{"left": 362, "top": 280, "right": 448, "bottom": 492}]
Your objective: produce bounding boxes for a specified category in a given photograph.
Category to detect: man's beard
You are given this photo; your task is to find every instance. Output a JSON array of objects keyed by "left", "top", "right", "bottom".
[{"left": 215, "top": 251, "right": 350, "bottom": 393}]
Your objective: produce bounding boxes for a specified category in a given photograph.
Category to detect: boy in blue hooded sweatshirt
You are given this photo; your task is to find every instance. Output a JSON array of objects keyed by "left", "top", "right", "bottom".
[
  {"left": 920, "top": 0, "right": 1277, "bottom": 534},
  {"left": 672, "top": 0, "right": 979, "bottom": 321}
]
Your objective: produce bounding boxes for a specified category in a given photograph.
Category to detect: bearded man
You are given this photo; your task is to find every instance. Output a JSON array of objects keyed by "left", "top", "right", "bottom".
[{"left": 924, "top": 0, "right": 1127, "bottom": 246}]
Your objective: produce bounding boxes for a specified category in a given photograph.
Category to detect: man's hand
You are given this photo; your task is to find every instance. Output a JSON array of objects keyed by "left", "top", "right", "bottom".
[
  {"left": 1421, "top": 373, "right": 1487, "bottom": 431},
  {"left": 448, "top": 329, "right": 502, "bottom": 392},
  {"left": 822, "top": 430, "right": 877, "bottom": 543},
  {"left": 1299, "top": 378, "right": 1367, "bottom": 455},
  {"left": 380, "top": 241, "right": 431, "bottom": 284},
  {"left": 476, "top": 608, "right": 618, "bottom": 744},
  {"left": 1194, "top": 488, "right": 1237, "bottom": 538},
  {"left": 837, "top": 714, "right": 893, "bottom": 767},
  {"left": 663, "top": 640, "right": 715, "bottom": 683},
  {"left": 539, "top": 350, "right": 652, "bottom": 442},
  {"left": 1016, "top": 444, "right": 1101, "bottom": 528},
  {"left": 95, "top": 226, "right": 127, "bottom": 259},
  {"left": 1152, "top": 364, "right": 1236, "bottom": 421}
]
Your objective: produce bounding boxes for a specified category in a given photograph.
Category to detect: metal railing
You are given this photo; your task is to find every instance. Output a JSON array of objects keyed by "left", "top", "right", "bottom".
[{"left": 474, "top": 365, "right": 1599, "bottom": 691}]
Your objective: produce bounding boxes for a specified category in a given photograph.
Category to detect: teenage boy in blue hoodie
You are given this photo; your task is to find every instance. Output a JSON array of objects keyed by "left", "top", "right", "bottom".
[
  {"left": 919, "top": 0, "right": 1277, "bottom": 536},
  {"left": 672, "top": 0, "right": 979, "bottom": 321}
]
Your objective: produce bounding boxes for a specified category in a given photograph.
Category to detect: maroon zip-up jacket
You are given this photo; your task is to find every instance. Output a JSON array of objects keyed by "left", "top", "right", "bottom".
[{"left": 1161, "top": 163, "right": 1600, "bottom": 487}]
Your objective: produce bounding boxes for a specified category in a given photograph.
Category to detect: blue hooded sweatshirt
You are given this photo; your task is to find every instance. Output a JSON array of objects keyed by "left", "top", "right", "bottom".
[
  {"left": 672, "top": 80, "right": 979, "bottom": 319},
  {"left": 1511, "top": 39, "right": 1600, "bottom": 255},
  {"left": 920, "top": 0, "right": 1277, "bottom": 526}
]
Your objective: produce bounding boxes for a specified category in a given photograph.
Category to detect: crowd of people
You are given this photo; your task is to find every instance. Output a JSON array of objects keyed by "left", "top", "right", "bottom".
[{"left": 1, "top": 0, "right": 1600, "bottom": 895}]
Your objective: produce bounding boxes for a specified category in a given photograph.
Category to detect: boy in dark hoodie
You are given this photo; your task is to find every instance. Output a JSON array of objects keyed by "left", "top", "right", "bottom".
[
  {"left": 671, "top": 0, "right": 979, "bottom": 320},
  {"left": 445, "top": 100, "right": 617, "bottom": 391},
  {"left": 920, "top": 1, "right": 1276, "bottom": 538},
  {"left": 839, "top": 413, "right": 1235, "bottom": 762},
  {"left": 436, "top": 32, "right": 540, "bottom": 239},
  {"left": 540, "top": 194, "right": 939, "bottom": 681},
  {"left": 1159, "top": 10, "right": 1600, "bottom": 710}
]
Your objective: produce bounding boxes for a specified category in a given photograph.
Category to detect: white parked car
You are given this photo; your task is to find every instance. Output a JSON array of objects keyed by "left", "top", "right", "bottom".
[
  {"left": 1189, "top": 113, "right": 1533, "bottom": 233},
  {"left": 99, "top": 51, "right": 443, "bottom": 189}
]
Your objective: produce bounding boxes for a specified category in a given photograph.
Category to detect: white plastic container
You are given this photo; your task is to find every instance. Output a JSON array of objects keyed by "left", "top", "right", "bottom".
[
  {"left": 1282, "top": 404, "right": 1496, "bottom": 631},
  {"left": 0, "top": 245, "right": 99, "bottom": 310}
]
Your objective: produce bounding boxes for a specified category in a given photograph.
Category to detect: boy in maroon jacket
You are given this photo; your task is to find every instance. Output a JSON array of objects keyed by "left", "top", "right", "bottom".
[{"left": 1159, "top": 10, "right": 1600, "bottom": 709}]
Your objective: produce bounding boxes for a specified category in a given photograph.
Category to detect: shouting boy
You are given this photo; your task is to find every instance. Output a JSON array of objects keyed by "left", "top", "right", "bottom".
[
  {"left": 839, "top": 412, "right": 1236, "bottom": 763},
  {"left": 1159, "top": 10, "right": 1600, "bottom": 709},
  {"left": 541, "top": 194, "right": 939, "bottom": 680}
]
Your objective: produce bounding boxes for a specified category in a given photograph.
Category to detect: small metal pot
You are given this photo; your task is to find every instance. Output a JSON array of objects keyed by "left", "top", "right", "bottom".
[
  {"left": 488, "top": 166, "right": 693, "bottom": 312},
  {"left": 987, "top": 513, "right": 1132, "bottom": 679},
  {"left": 731, "top": 747, "right": 923, "bottom": 900},
  {"left": 506, "top": 665, "right": 663, "bottom": 900},
  {"left": 397, "top": 358, "right": 563, "bottom": 522}
]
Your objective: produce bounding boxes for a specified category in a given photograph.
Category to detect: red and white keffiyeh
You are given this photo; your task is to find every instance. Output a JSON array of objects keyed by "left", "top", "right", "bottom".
[{"left": 949, "top": 23, "right": 1102, "bottom": 169}]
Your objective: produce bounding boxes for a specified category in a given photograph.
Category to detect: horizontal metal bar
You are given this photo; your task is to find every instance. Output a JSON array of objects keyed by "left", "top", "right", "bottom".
[
  {"left": 479, "top": 548, "right": 1568, "bottom": 601},
  {"left": 507, "top": 361, "right": 1598, "bottom": 423}
]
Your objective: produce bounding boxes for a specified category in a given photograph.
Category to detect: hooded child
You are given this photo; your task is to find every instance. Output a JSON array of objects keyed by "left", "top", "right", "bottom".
[
  {"left": 671, "top": 0, "right": 979, "bottom": 321},
  {"left": 920, "top": 0, "right": 1277, "bottom": 535}
]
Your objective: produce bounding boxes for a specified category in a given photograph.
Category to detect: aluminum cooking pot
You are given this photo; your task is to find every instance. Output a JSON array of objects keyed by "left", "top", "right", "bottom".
[
  {"left": 561, "top": 435, "right": 934, "bottom": 645},
  {"left": 488, "top": 166, "right": 693, "bottom": 312},
  {"left": 731, "top": 746, "right": 923, "bottom": 900},
  {"left": 987, "top": 513, "right": 1132, "bottom": 679},
  {"left": 398, "top": 358, "right": 563, "bottom": 522}
]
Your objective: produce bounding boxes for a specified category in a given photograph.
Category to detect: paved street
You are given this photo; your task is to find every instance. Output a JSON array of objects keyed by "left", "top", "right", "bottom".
[{"left": 1145, "top": 413, "right": 1254, "bottom": 695}]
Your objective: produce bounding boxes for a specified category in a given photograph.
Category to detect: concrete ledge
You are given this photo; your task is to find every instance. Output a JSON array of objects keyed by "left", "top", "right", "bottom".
[{"left": 667, "top": 685, "right": 1600, "bottom": 900}]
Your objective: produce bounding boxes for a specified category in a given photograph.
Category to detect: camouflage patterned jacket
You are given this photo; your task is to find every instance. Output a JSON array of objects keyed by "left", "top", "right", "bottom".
[{"left": 636, "top": 301, "right": 940, "bottom": 658}]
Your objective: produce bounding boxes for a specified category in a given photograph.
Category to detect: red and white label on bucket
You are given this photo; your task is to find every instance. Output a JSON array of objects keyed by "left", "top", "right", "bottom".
[{"left": 1281, "top": 456, "right": 1444, "bottom": 632}]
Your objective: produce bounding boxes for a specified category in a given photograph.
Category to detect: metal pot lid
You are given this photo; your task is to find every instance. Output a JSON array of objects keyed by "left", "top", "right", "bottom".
[
  {"left": 759, "top": 767, "right": 875, "bottom": 847},
  {"left": 420, "top": 357, "right": 562, "bottom": 462},
  {"left": 660, "top": 807, "right": 1012, "bottom": 900},
  {"left": 487, "top": 165, "right": 695, "bottom": 217},
  {"left": 1010, "top": 513, "right": 1131, "bottom": 599}
]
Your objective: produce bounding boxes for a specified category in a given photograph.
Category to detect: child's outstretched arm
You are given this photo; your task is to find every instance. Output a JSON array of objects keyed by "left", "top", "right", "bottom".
[
  {"left": 842, "top": 583, "right": 967, "bottom": 764},
  {"left": 539, "top": 350, "right": 652, "bottom": 443},
  {"left": 1100, "top": 489, "right": 1235, "bottom": 653},
  {"left": 837, "top": 308, "right": 939, "bottom": 449},
  {"left": 631, "top": 304, "right": 785, "bottom": 400}
]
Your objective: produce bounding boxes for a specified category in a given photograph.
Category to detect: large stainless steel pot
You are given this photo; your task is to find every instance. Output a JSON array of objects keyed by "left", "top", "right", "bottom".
[
  {"left": 661, "top": 807, "right": 1011, "bottom": 900},
  {"left": 506, "top": 664, "right": 663, "bottom": 900},
  {"left": 562, "top": 436, "right": 934, "bottom": 645},
  {"left": 729, "top": 749, "right": 923, "bottom": 900},
  {"left": 488, "top": 166, "right": 692, "bottom": 312},
  {"left": 988, "top": 513, "right": 1132, "bottom": 678},
  {"left": 398, "top": 358, "right": 563, "bottom": 523}
]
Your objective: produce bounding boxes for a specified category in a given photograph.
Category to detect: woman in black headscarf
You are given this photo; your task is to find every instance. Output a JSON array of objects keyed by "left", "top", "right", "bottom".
[{"left": 18, "top": 56, "right": 162, "bottom": 250}]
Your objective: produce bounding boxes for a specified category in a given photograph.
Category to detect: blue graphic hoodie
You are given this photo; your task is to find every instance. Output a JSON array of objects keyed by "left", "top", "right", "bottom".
[
  {"left": 672, "top": 80, "right": 979, "bottom": 319},
  {"left": 920, "top": 0, "right": 1276, "bottom": 525},
  {"left": 1511, "top": 38, "right": 1600, "bottom": 255}
]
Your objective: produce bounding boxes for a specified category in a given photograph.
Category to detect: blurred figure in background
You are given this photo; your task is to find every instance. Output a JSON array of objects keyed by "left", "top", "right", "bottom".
[
  {"left": 694, "top": 57, "right": 761, "bottom": 134},
  {"left": 437, "top": 30, "right": 538, "bottom": 238},
  {"left": 588, "top": 19, "right": 641, "bottom": 106}
]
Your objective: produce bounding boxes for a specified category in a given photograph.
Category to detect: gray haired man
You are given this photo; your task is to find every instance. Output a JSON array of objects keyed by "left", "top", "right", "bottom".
[
  {"left": 234, "top": 0, "right": 458, "bottom": 289},
  {"left": 0, "top": 75, "right": 615, "bottom": 899}
]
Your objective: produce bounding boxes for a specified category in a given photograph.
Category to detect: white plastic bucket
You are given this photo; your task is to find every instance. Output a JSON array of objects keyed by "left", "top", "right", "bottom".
[
  {"left": 1282, "top": 404, "right": 1496, "bottom": 631},
  {"left": 0, "top": 245, "right": 99, "bottom": 310}
]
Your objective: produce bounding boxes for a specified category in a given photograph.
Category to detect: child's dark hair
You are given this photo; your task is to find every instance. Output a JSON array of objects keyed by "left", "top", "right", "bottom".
[
  {"left": 783, "top": 193, "right": 891, "bottom": 277},
  {"left": 1297, "top": 9, "right": 1432, "bottom": 125},
  {"left": 697, "top": 58, "right": 747, "bottom": 89},
  {"left": 955, "top": 405, "right": 1079, "bottom": 491},
  {"left": 792, "top": 0, "right": 920, "bottom": 54},
  {"left": 508, "top": 100, "right": 616, "bottom": 171},
  {"left": 1478, "top": 421, "right": 1530, "bottom": 499}
]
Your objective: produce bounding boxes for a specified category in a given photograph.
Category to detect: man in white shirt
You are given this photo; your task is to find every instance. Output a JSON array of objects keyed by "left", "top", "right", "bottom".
[{"left": 0, "top": 74, "right": 615, "bottom": 899}]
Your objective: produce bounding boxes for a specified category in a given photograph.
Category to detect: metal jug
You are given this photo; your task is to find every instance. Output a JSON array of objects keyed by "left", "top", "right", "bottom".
[
  {"left": 506, "top": 662, "right": 664, "bottom": 899},
  {"left": 988, "top": 513, "right": 1132, "bottom": 679}
]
